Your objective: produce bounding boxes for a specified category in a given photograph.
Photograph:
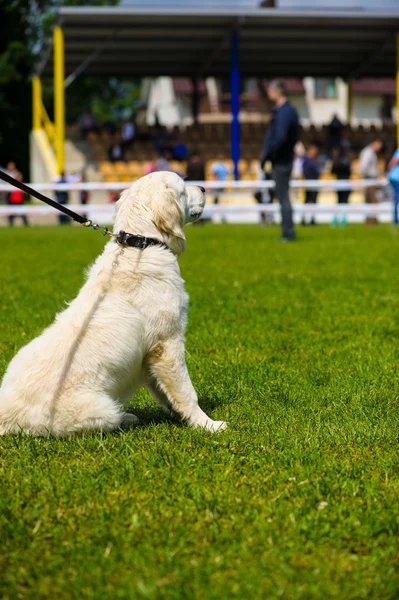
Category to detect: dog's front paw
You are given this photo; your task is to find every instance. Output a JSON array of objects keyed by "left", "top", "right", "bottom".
[{"left": 203, "top": 419, "right": 228, "bottom": 433}]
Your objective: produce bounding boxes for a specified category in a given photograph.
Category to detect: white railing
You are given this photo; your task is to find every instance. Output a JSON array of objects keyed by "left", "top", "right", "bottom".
[{"left": 0, "top": 178, "right": 393, "bottom": 224}]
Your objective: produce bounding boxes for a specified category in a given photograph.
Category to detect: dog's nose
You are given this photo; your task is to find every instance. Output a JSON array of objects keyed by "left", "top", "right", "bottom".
[{"left": 198, "top": 186, "right": 206, "bottom": 193}]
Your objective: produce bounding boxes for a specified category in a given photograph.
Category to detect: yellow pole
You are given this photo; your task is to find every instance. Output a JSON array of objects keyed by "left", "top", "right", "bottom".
[
  {"left": 32, "top": 76, "right": 42, "bottom": 131},
  {"left": 346, "top": 80, "right": 352, "bottom": 126},
  {"left": 54, "top": 26, "right": 65, "bottom": 174},
  {"left": 396, "top": 32, "right": 399, "bottom": 148}
]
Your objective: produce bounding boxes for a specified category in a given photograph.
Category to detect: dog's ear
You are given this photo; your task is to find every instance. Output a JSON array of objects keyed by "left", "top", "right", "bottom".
[{"left": 151, "top": 186, "right": 185, "bottom": 240}]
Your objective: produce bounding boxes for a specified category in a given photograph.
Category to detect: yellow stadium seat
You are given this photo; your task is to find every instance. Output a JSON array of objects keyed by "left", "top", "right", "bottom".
[
  {"left": 127, "top": 161, "right": 142, "bottom": 177},
  {"left": 103, "top": 173, "right": 116, "bottom": 183},
  {"left": 238, "top": 159, "right": 248, "bottom": 172},
  {"left": 114, "top": 161, "right": 128, "bottom": 174},
  {"left": 99, "top": 161, "right": 114, "bottom": 175}
]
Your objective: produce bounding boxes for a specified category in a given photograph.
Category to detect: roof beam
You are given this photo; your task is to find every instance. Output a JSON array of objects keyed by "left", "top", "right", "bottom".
[
  {"left": 64, "top": 33, "right": 117, "bottom": 88},
  {"left": 62, "top": 41, "right": 382, "bottom": 54},
  {"left": 196, "top": 31, "right": 232, "bottom": 78},
  {"left": 197, "top": 17, "right": 246, "bottom": 78},
  {"left": 349, "top": 33, "right": 394, "bottom": 79},
  {"left": 43, "top": 64, "right": 397, "bottom": 78},
  {"left": 40, "top": 8, "right": 399, "bottom": 80}
]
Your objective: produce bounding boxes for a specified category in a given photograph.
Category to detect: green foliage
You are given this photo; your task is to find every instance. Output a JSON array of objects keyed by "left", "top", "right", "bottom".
[
  {"left": 91, "top": 79, "right": 142, "bottom": 123},
  {"left": 43, "top": 77, "right": 142, "bottom": 125},
  {"left": 1, "top": 224, "right": 399, "bottom": 598},
  {"left": 0, "top": 0, "right": 122, "bottom": 177},
  {"left": 0, "top": 0, "right": 34, "bottom": 175}
]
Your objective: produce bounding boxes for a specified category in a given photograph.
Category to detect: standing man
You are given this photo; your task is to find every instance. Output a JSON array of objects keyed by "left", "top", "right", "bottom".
[
  {"left": 261, "top": 80, "right": 299, "bottom": 242},
  {"left": 186, "top": 150, "right": 206, "bottom": 182},
  {"left": 327, "top": 114, "right": 343, "bottom": 152},
  {"left": 359, "top": 139, "right": 383, "bottom": 204},
  {"left": 302, "top": 144, "right": 321, "bottom": 226}
]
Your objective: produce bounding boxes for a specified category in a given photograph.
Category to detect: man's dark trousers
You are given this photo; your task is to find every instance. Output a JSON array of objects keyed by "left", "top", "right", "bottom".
[{"left": 272, "top": 163, "right": 296, "bottom": 240}]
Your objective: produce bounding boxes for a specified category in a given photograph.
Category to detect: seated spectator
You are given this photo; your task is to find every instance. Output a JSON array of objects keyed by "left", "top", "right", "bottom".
[
  {"left": 186, "top": 151, "right": 206, "bottom": 181},
  {"left": 292, "top": 142, "right": 305, "bottom": 204},
  {"left": 54, "top": 171, "right": 81, "bottom": 225},
  {"left": 103, "top": 120, "right": 117, "bottom": 136},
  {"left": 155, "top": 151, "right": 173, "bottom": 172},
  {"left": 292, "top": 142, "right": 305, "bottom": 179},
  {"left": 302, "top": 144, "right": 321, "bottom": 225},
  {"left": 331, "top": 146, "right": 352, "bottom": 227},
  {"left": 153, "top": 127, "right": 175, "bottom": 156},
  {"left": 254, "top": 162, "right": 273, "bottom": 226},
  {"left": 332, "top": 146, "right": 352, "bottom": 204},
  {"left": 144, "top": 161, "right": 157, "bottom": 175},
  {"left": 80, "top": 172, "right": 89, "bottom": 221},
  {"left": 108, "top": 143, "right": 125, "bottom": 163},
  {"left": 109, "top": 191, "right": 119, "bottom": 203},
  {"left": 328, "top": 114, "right": 343, "bottom": 152},
  {"left": 359, "top": 139, "right": 384, "bottom": 204},
  {"left": 6, "top": 161, "right": 20, "bottom": 178},
  {"left": 8, "top": 171, "right": 28, "bottom": 227},
  {"left": 121, "top": 118, "right": 135, "bottom": 154},
  {"left": 211, "top": 157, "right": 230, "bottom": 205},
  {"left": 55, "top": 171, "right": 71, "bottom": 225},
  {"left": 80, "top": 111, "right": 98, "bottom": 139},
  {"left": 173, "top": 141, "right": 189, "bottom": 162},
  {"left": 388, "top": 148, "right": 399, "bottom": 224}
]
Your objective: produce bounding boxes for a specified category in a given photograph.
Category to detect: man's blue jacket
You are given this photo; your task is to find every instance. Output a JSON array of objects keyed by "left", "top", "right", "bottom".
[{"left": 261, "top": 101, "right": 299, "bottom": 168}]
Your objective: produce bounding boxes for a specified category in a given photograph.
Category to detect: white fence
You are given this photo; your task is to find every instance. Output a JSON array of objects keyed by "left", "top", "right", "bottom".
[{"left": 0, "top": 178, "right": 393, "bottom": 225}]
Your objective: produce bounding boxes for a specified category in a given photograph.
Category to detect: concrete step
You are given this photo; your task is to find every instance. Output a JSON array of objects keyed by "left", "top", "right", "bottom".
[{"left": 65, "top": 137, "right": 98, "bottom": 175}]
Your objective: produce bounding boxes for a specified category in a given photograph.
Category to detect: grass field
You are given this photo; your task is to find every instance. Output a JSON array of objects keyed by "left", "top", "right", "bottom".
[{"left": 1, "top": 223, "right": 399, "bottom": 599}]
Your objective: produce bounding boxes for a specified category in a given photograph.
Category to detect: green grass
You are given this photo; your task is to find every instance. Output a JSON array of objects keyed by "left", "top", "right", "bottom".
[{"left": 1, "top": 223, "right": 399, "bottom": 599}]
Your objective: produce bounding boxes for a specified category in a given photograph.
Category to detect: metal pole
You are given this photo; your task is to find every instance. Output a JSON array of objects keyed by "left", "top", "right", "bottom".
[
  {"left": 32, "top": 76, "right": 42, "bottom": 131},
  {"left": 346, "top": 79, "right": 352, "bottom": 126},
  {"left": 191, "top": 78, "right": 199, "bottom": 126},
  {"left": 54, "top": 26, "right": 65, "bottom": 175},
  {"left": 394, "top": 33, "right": 399, "bottom": 224},
  {"left": 397, "top": 32, "right": 399, "bottom": 148},
  {"left": 231, "top": 29, "right": 240, "bottom": 181}
]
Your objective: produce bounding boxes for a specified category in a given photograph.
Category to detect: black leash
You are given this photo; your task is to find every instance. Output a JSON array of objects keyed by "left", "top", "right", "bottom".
[
  {"left": 0, "top": 168, "right": 89, "bottom": 225},
  {"left": 0, "top": 169, "right": 170, "bottom": 251}
]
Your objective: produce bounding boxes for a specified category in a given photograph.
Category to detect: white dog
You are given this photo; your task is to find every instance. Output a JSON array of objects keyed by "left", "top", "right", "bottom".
[{"left": 0, "top": 172, "right": 227, "bottom": 435}]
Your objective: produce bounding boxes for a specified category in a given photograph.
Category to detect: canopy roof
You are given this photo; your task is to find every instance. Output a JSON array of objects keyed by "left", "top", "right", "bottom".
[{"left": 40, "top": 7, "right": 399, "bottom": 79}]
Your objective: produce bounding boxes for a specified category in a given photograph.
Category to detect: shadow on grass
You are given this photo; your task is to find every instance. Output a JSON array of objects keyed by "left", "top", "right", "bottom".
[{"left": 121, "top": 406, "right": 184, "bottom": 430}]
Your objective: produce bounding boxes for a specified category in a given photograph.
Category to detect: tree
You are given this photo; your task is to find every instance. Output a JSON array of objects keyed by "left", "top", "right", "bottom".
[
  {"left": 0, "top": 0, "right": 121, "bottom": 178},
  {"left": 0, "top": 0, "right": 35, "bottom": 176}
]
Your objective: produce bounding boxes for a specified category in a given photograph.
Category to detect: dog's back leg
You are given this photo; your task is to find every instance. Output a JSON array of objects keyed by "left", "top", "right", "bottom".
[{"left": 52, "top": 391, "right": 128, "bottom": 435}]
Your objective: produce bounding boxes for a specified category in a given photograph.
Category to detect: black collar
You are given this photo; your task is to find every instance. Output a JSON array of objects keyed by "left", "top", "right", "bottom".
[{"left": 116, "top": 230, "right": 170, "bottom": 251}]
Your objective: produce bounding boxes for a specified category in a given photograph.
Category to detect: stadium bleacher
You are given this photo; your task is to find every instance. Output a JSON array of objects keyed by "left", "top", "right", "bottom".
[{"left": 81, "top": 121, "right": 396, "bottom": 183}]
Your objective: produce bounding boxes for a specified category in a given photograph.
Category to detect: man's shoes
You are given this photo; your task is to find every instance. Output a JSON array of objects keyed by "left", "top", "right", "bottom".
[{"left": 279, "top": 237, "right": 297, "bottom": 243}]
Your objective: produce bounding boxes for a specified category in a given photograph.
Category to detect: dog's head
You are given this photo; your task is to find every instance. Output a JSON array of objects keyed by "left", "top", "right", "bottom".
[{"left": 114, "top": 171, "right": 205, "bottom": 255}]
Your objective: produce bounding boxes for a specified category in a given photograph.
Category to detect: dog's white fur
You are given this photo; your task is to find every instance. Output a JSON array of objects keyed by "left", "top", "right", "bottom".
[{"left": 0, "top": 172, "right": 227, "bottom": 435}]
